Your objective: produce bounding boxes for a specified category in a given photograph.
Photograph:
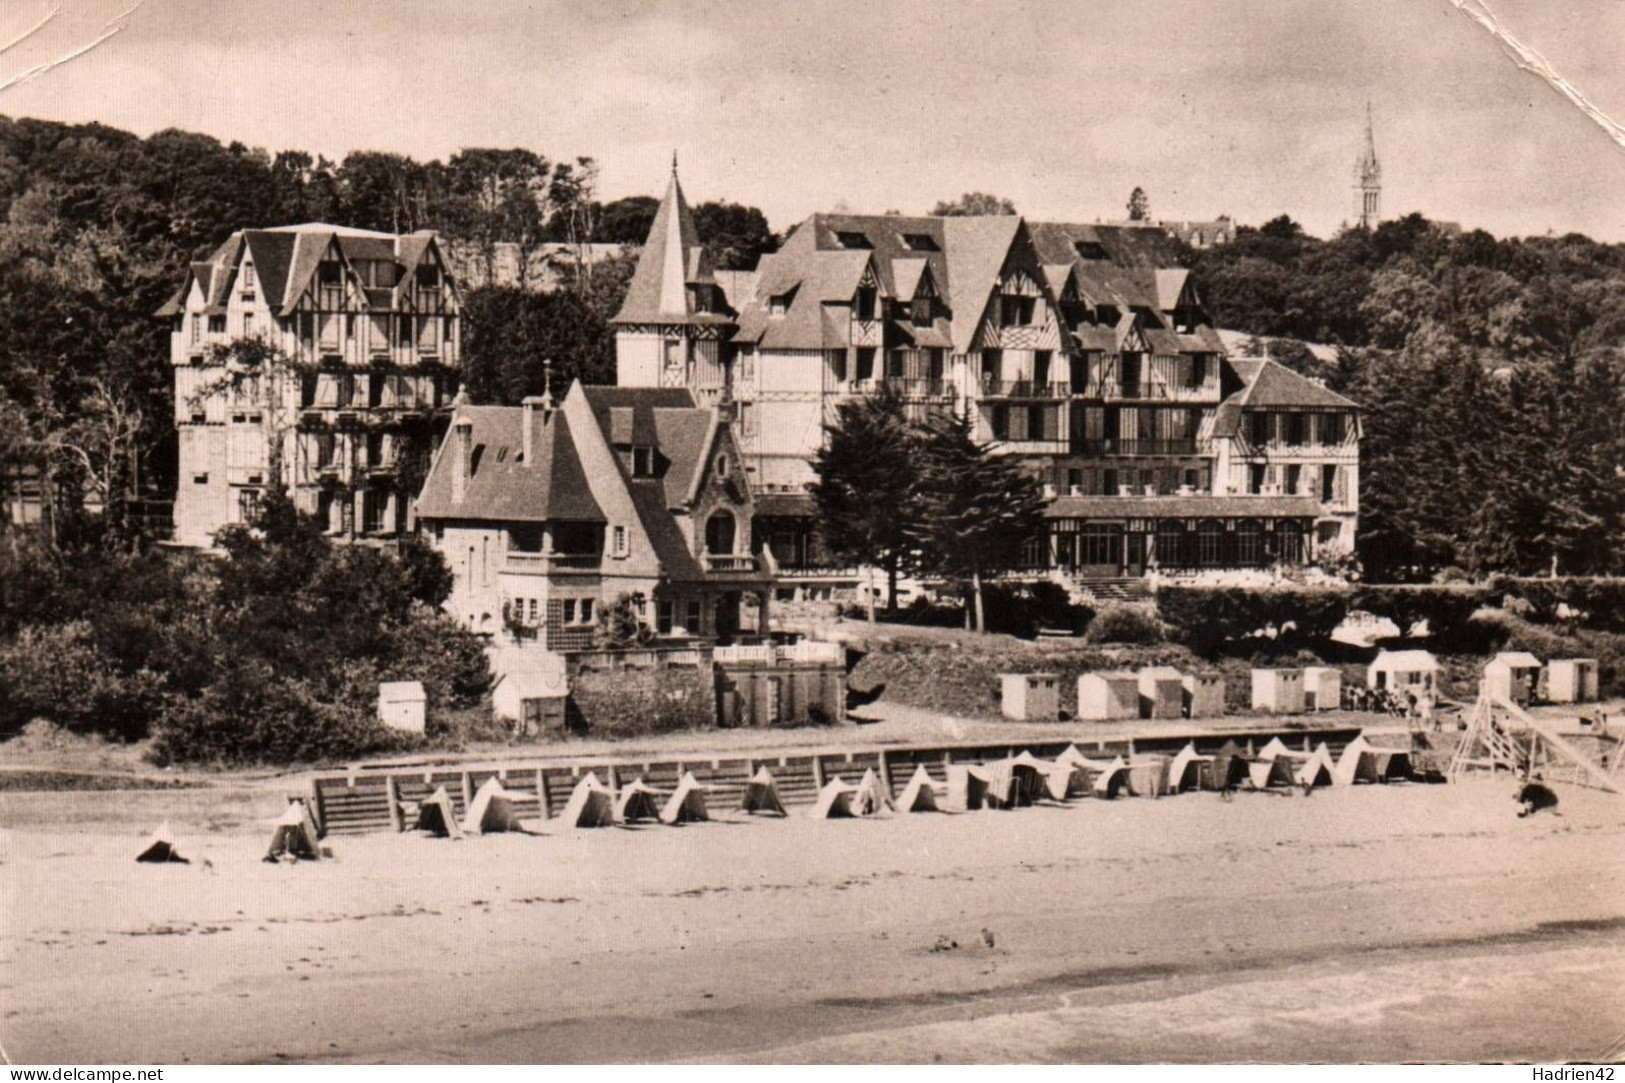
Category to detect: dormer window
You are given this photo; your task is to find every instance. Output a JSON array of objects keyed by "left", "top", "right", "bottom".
[
  {"left": 854, "top": 286, "right": 877, "bottom": 322},
  {"left": 899, "top": 233, "right": 939, "bottom": 252},
  {"left": 691, "top": 285, "right": 714, "bottom": 314},
  {"left": 240, "top": 262, "right": 256, "bottom": 297},
  {"left": 1074, "top": 241, "right": 1108, "bottom": 260},
  {"left": 769, "top": 292, "right": 792, "bottom": 317},
  {"left": 632, "top": 446, "right": 654, "bottom": 477},
  {"left": 834, "top": 231, "right": 871, "bottom": 250},
  {"left": 911, "top": 297, "right": 932, "bottom": 327}
]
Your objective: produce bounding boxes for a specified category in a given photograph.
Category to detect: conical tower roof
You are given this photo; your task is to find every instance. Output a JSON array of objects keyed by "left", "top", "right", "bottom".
[{"left": 613, "top": 158, "right": 729, "bottom": 327}]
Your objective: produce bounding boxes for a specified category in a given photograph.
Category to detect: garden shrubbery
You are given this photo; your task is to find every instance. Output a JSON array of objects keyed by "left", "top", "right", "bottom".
[
  {"left": 0, "top": 492, "right": 492, "bottom": 765},
  {"left": 1083, "top": 604, "right": 1164, "bottom": 645},
  {"left": 1156, "top": 585, "right": 1350, "bottom": 656}
]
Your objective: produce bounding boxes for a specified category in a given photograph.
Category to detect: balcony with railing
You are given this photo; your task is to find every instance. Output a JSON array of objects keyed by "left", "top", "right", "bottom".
[
  {"left": 1069, "top": 438, "right": 1204, "bottom": 456},
  {"left": 504, "top": 551, "right": 603, "bottom": 574},
  {"left": 979, "top": 379, "right": 1070, "bottom": 399},
  {"left": 702, "top": 553, "right": 759, "bottom": 573},
  {"left": 880, "top": 377, "right": 958, "bottom": 399}
]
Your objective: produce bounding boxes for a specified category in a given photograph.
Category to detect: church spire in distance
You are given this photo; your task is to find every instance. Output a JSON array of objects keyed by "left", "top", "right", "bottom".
[{"left": 1354, "top": 101, "right": 1382, "bottom": 229}]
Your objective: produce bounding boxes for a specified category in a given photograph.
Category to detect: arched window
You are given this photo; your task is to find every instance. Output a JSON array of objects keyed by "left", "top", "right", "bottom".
[
  {"left": 705, "top": 511, "right": 737, "bottom": 555},
  {"left": 1197, "top": 521, "right": 1224, "bottom": 566}
]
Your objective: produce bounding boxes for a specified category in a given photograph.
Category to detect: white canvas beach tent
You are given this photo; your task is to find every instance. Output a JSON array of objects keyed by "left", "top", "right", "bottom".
[
  {"left": 561, "top": 772, "right": 616, "bottom": 828},
  {"left": 897, "top": 765, "right": 945, "bottom": 812},
  {"left": 1126, "top": 756, "right": 1169, "bottom": 797},
  {"left": 660, "top": 772, "right": 710, "bottom": 824},
  {"left": 1166, "top": 742, "right": 1216, "bottom": 793},
  {"left": 614, "top": 778, "right": 665, "bottom": 824},
  {"left": 853, "top": 767, "right": 895, "bottom": 816},
  {"left": 266, "top": 798, "right": 326, "bottom": 860},
  {"left": 136, "top": 821, "right": 188, "bottom": 864},
  {"left": 1244, "top": 755, "right": 1299, "bottom": 790},
  {"left": 409, "top": 785, "right": 464, "bottom": 839},
  {"left": 1332, "top": 734, "right": 1412, "bottom": 785},
  {"left": 1295, "top": 743, "right": 1338, "bottom": 788},
  {"left": 993, "top": 751, "right": 1053, "bottom": 807},
  {"left": 945, "top": 763, "right": 995, "bottom": 811},
  {"left": 462, "top": 776, "right": 525, "bottom": 835},
  {"left": 739, "top": 766, "right": 788, "bottom": 816},
  {"left": 812, "top": 776, "right": 862, "bottom": 818},
  {"left": 1058, "top": 745, "right": 1131, "bottom": 798}
]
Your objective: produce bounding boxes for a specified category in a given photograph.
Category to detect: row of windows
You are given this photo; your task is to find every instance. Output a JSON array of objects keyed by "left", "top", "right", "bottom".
[
  {"left": 1050, "top": 521, "right": 1305, "bottom": 568},
  {"left": 1248, "top": 411, "right": 1347, "bottom": 447},
  {"left": 511, "top": 597, "right": 595, "bottom": 627}
]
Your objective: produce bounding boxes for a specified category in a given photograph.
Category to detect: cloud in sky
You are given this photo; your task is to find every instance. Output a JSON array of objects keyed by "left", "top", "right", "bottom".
[{"left": 3, "top": 0, "right": 1624, "bottom": 239}]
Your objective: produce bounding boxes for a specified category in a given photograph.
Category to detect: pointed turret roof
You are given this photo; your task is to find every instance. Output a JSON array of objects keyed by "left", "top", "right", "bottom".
[{"left": 613, "top": 162, "right": 733, "bottom": 327}]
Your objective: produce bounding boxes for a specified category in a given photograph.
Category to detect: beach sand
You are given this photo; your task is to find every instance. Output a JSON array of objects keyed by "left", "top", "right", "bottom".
[{"left": 2, "top": 777, "right": 1622, "bottom": 1063}]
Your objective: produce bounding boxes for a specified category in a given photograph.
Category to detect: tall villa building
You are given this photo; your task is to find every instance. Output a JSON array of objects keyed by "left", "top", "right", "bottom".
[
  {"left": 613, "top": 166, "right": 1360, "bottom": 583},
  {"left": 159, "top": 224, "right": 461, "bottom": 547},
  {"left": 1355, "top": 103, "right": 1382, "bottom": 230}
]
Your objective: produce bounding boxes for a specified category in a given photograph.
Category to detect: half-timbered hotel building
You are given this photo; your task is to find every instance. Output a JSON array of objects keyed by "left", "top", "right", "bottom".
[
  {"left": 611, "top": 167, "right": 1360, "bottom": 586},
  {"left": 159, "top": 223, "right": 461, "bottom": 548}
]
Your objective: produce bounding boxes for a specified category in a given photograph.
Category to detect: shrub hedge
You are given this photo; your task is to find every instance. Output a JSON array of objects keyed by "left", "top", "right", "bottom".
[{"left": 1155, "top": 585, "right": 1349, "bottom": 656}]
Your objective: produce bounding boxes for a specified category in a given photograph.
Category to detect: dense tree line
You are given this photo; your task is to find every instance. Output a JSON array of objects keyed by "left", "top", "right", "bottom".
[
  {"left": 0, "top": 115, "right": 777, "bottom": 543},
  {"left": 1191, "top": 214, "right": 1625, "bottom": 580}
]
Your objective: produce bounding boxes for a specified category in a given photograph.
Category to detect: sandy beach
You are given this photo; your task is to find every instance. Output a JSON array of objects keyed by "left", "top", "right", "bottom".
[{"left": 3, "top": 776, "right": 1622, "bottom": 1064}]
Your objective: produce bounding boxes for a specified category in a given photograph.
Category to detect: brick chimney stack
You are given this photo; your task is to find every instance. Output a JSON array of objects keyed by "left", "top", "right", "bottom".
[{"left": 451, "top": 417, "right": 473, "bottom": 503}]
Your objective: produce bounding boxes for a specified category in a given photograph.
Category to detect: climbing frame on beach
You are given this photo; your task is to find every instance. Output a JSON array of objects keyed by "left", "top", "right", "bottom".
[{"left": 1449, "top": 689, "right": 1620, "bottom": 795}]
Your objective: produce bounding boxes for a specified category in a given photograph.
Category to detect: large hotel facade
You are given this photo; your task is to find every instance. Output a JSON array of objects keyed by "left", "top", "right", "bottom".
[{"left": 613, "top": 167, "right": 1359, "bottom": 586}]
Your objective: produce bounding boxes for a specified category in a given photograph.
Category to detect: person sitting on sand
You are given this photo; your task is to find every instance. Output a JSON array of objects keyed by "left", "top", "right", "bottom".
[{"left": 1515, "top": 779, "right": 1559, "bottom": 818}]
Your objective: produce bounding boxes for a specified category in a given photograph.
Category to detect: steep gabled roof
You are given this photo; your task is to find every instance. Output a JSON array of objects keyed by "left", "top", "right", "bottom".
[
  {"left": 941, "top": 215, "right": 1024, "bottom": 351},
  {"left": 414, "top": 405, "right": 605, "bottom": 523},
  {"left": 1239, "top": 359, "right": 1358, "bottom": 410},
  {"left": 240, "top": 230, "right": 297, "bottom": 311}
]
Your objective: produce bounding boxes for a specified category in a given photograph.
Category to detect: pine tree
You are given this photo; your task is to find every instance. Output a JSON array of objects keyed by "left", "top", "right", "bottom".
[
  {"left": 809, "top": 388, "right": 920, "bottom": 622},
  {"left": 908, "top": 411, "right": 1045, "bottom": 633}
]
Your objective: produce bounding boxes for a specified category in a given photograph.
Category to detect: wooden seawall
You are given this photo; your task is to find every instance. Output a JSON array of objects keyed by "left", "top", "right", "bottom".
[{"left": 308, "top": 723, "right": 1367, "bottom": 836}]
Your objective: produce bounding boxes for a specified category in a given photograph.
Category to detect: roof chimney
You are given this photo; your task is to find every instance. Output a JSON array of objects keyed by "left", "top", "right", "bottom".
[
  {"left": 451, "top": 417, "right": 473, "bottom": 503},
  {"left": 521, "top": 394, "right": 552, "bottom": 466}
]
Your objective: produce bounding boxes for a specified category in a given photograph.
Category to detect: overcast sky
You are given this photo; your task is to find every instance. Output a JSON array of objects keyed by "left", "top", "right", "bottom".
[{"left": 4, "top": 0, "right": 1625, "bottom": 240}]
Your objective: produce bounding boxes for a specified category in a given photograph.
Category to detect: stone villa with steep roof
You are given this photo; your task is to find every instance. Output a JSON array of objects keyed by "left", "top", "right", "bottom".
[{"left": 413, "top": 381, "right": 773, "bottom": 648}]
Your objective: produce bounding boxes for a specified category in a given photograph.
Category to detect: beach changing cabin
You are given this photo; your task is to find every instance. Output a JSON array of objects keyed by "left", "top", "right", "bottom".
[
  {"left": 491, "top": 650, "right": 570, "bottom": 734},
  {"left": 1078, "top": 671, "right": 1140, "bottom": 721},
  {"left": 1303, "top": 666, "right": 1343, "bottom": 711},
  {"left": 1546, "top": 658, "right": 1599, "bottom": 704},
  {"left": 1182, "top": 672, "right": 1226, "bottom": 718},
  {"left": 1367, "top": 650, "right": 1440, "bottom": 697},
  {"left": 1251, "top": 668, "right": 1304, "bottom": 714},
  {"left": 377, "top": 681, "right": 426, "bottom": 734},
  {"left": 1482, "top": 652, "right": 1542, "bottom": 705},
  {"left": 1001, "top": 673, "right": 1060, "bottom": 721},
  {"left": 1137, "top": 667, "right": 1184, "bottom": 720}
]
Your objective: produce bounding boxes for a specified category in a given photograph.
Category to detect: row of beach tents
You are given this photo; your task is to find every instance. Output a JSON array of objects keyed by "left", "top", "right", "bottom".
[
  {"left": 134, "top": 737, "right": 1415, "bottom": 863},
  {"left": 394, "top": 735, "right": 1414, "bottom": 837}
]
